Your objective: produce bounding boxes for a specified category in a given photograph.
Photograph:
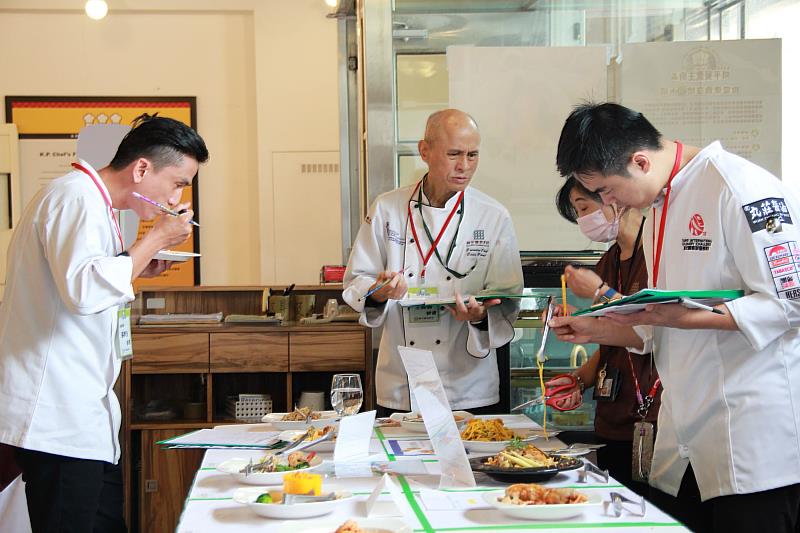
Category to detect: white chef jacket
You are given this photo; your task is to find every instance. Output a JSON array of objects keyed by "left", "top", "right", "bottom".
[
  {"left": 634, "top": 142, "right": 800, "bottom": 501},
  {"left": 0, "top": 160, "right": 134, "bottom": 463},
  {"left": 343, "top": 181, "right": 523, "bottom": 411}
]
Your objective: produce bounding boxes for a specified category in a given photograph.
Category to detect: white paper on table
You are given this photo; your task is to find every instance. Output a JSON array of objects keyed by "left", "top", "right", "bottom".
[
  {"left": 160, "top": 427, "right": 280, "bottom": 448},
  {"left": 372, "top": 459, "right": 429, "bottom": 477},
  {"left": 333, "top": 410, "right": 376, "bottom": 462},
  {"left": 419, "top": 488, "right": 493, "bottom": 511},
  {"left": 365, "top": 473, "right": 405, "bottom": 517},
  {"left": 332, "top": 462, "right": 374, "bottom": 478},
  {"left": 387, "top": 439, "right": 435, "bottom": 456},
  {"left": 398, "top": 346, "right": 475, "bottom": 488}
]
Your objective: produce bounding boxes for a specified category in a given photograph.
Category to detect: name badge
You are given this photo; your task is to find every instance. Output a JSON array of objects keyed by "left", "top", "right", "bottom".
[
  {"left": 407, "top": 287, "right": 441, "bottom": 324},
  {"left": 116, "top": 304, "right": 133, "bottom": 360},
  {"left": 632, "top": 420, "right": 655, "bottom": 482}
]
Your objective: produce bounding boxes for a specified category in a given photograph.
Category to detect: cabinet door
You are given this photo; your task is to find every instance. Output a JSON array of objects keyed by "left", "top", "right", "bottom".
[
  {"left": 132, "top": 333, "right": 209, "bottom": 373},
  {"left": 210, "top": 332, "right": 289, "bottom": 372},
  {"left": 290, "top": 331, "right": 365, "bottom": 371},
  {"left": 139, "top": 428, "right": 204, "bottom": 533}
]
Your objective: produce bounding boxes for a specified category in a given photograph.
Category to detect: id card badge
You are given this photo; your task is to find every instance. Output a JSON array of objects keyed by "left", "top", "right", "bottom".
[
  {"left": 593, "top": 365, "right": 621, "bottom": 402},
  {"left": 407, "top": 286, "right": 440, "bottom": 324},
  {"left": 632, "top": 421, "right": 655, "bottom": 482},
  {"left": 115, "top": 304, "right": 133, "bottom": 360}
]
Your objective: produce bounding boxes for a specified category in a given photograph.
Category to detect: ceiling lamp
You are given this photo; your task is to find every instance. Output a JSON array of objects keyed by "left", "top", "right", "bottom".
[
  {"left": 324, "top": 0, "right": 338, "bottom": 7},
  {"left": 85, "top": 0, "right": 108, "bottom": 20}
]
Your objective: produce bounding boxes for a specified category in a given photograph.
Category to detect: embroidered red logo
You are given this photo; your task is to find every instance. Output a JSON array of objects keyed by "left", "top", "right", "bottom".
[{"left": 688, "top": 213, "right": 705, "bottom": 236}]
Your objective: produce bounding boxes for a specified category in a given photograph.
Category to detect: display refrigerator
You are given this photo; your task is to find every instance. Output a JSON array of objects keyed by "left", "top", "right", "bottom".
[{"left": 508, "top": 252, "right": 603, "bottom": 431}]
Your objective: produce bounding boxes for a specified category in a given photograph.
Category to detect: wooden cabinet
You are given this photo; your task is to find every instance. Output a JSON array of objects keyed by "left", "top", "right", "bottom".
[
  {"left": 211, "top": 332, "right": 289, "bottom": 372},
  {"left": 139, "top": 429, "right": 204, "bottom": 533},
  {"left": 121, "top": 286, "right": 372, "bottom": 532}
]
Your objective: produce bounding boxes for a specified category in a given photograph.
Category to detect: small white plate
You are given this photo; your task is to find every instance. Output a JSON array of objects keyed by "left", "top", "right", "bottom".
[
  {"left": 216, "top": 456, "right": 323, "bottom": 485},
  {"left": 389, "top": 411, "right": 473, "bottom": 434},
  {"left": 278, "top": 430, "right": 336, "bottom": 452},
  {"left": 233, "top": 486, "right": 352, "bottom": 519},
  {"left": 153, "top": 250, "right": 200, "bottom": 262},
  {"left": 482, "top": 489, "right": 603, "bottom": 520},
  {"left": 262, "top": 411, "right": 341, "bottom": 430},
  {"left": 276, "top": 517, "right": 412, "bottom": 533}
]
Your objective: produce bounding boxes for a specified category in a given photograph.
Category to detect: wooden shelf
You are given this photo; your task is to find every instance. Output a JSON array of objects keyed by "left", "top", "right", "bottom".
[{"left": 122, "top": 286, "right": 372, "bottom": 532}]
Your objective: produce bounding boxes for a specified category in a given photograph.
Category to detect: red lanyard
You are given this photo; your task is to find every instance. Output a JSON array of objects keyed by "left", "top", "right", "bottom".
[
  {"left": 72, "top": 162, "right": 124, "bottom": 252},
  {"left": 407, "top": 180, "right": 464, "bottom": 278},
  {"left": 651, "top": 141, "right": 683, "bottom": 287},
  {"left": 626, "top": 351, "right": 661, "bottom": 418}
]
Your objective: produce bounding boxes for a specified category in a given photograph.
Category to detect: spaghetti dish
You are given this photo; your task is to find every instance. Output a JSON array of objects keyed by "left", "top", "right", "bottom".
[
  {"left": 500, "top": 483, "right": 587, "bottom": 505},
  {"left": 460, "top": 418, "right": 516, "bottom": 441},
  {"left": 282, "top": 407, "right": 321, "bottom": 421},
  {"left": 485, "top": 444, "right": 557, "bottom": 469}
]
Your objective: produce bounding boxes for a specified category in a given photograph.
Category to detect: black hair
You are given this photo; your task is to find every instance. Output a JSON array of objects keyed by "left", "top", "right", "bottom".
[
  {"left": 556, "top": 102, "right": 662, "bottom": 179},
  {"left": 555, "top": 176, "right": 602, "bottom": 224},
  {"left": 109, "top": 113, "right": 209, "bottom": 171}
]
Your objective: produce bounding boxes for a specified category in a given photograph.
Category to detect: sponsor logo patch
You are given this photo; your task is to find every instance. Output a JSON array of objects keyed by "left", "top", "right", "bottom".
[
  {"left": 764, "top": 241, "right": 800, "bottom": 299},
  {"left": 742, "top": 198, "right": 792, "bottom": 233}
]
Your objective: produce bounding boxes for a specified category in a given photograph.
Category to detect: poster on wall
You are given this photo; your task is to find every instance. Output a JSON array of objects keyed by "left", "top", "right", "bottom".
[
  {"left": 620, "top": 39, "right": 781, "bottom": 178},
  {"left": 5, "top": 96, "right": 200, "bottom": 287}
]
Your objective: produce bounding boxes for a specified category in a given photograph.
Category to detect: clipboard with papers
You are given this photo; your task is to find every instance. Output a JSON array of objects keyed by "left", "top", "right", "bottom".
[
  {"left": 398, "top": 292, "right": 547, "bottom": 308},
  {"left": 571, "top": 289, "right": 745, "bottom": 317}
]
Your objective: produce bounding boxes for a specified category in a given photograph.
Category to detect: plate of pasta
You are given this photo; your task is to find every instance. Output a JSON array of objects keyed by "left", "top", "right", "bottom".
[
  {"left": 459, "top": 418, "right": 544, "bottom": 453},
  {"left": 469, "top": 444, "right": 582, "bottom": 483},
  {"left": 482, "top": 484, "right": 602, "bottom": 520}
]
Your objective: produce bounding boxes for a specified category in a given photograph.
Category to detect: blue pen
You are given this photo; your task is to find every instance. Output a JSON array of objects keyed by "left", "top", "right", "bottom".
[
  {"left": 359, "top": 269, "right": 405, "bottom": 302},
  {"left": 132, "top": 192, "right": 200, "bottom": 227}
]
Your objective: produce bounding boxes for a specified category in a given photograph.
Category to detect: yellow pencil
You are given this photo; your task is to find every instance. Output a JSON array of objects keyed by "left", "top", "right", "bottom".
[{"left": 560, "top": 274, "right": 568, "bottom": 315}]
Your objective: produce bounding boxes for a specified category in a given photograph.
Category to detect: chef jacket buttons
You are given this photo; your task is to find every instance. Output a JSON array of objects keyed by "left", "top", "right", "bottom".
[
  {"left": 435, "top": 339, "right": 441, "bottom": 345},
  {"left": 408, "top": 272, "right": 414, "bottom": 278},
  {"left": 446, "top": 276, "right": 451, "bottom": 281},
  {"left": 409, "top": 238, "right": 415, "bottom": 243},
  {"left": 409, "top": 341, "right": 415, "bottom": 346}
]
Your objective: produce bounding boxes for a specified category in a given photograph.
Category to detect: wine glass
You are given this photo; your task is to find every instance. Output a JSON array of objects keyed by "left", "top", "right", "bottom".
[{"left": 330, "top": 373, "right": 363, "bottom": 416}]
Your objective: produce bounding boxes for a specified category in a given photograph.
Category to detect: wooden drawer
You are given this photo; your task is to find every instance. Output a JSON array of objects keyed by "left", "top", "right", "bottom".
[
  {"left": 131, "top": 333, "right": 209, "bottom": 373},
  {"left": 210, "top": 332, "right": 289, "bottom": 372},
  {"left": 289, "top": 331, "right": 365, "bottom": 371}
]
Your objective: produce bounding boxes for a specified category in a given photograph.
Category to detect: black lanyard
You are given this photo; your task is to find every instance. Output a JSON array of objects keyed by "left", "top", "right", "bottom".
[
  {"left": 615, "top": 217, "right": 645, "bottom": 295},
  {"left": 414, "top": 180, "right": 473, "bottom": 279}
]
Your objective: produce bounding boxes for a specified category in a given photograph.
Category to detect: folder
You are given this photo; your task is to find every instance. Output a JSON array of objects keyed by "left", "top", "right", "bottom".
[{"left": 571, "top": 289, "right": 744, "bottom": 317}]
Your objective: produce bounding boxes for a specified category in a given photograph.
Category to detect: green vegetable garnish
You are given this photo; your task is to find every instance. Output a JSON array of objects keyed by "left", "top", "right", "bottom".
[
  {"left": 507, "top": 437, "right": 525, "bottom": 450},
  {"left": 255, "top": 493, "right": 272, "bottom": 504}
]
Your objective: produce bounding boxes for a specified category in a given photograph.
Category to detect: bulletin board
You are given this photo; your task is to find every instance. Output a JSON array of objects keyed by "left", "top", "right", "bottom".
[{"left": 5, "top": 96, "right": 200, "bottom": 287}]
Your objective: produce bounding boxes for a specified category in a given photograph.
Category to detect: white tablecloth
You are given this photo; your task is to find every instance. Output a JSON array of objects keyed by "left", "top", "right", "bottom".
[{"left": 176, "top": 415, "right": 688, "bottom": 532}]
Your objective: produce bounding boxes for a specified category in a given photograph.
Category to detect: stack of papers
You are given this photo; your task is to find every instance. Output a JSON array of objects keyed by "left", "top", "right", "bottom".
[
  {"left": 223, "top": 314, "right": 281, "bottom": 324},
  {"left": 572, "top": 289, "right": 744, "bottom": 317},
  {"left": 139, "top": 312, "right": 223, "bottom": 325},
  {"left": 158, "top": 426, "right": 282, "bottom": 449}
]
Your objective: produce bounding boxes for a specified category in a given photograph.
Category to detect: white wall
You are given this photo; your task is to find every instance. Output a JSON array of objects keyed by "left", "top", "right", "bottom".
[{"left": 0, "top": 0, "right": 341, "bottom": 285}]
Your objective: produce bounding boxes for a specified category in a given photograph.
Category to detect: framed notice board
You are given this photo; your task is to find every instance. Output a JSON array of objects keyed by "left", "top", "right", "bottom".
[{"left": 5, "top": 96, "right": 200, "bottom": 287}]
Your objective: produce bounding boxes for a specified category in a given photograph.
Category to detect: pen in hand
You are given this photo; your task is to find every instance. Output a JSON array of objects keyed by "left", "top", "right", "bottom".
[
  {"left": 132, "top": 192, "right": 200, "bottom": 227},
  {"left": 678, "top": 297, "right": 724, "bottom": 315},
  {"left": 359, "top": 269, "right": 405, "bottom": 302}
]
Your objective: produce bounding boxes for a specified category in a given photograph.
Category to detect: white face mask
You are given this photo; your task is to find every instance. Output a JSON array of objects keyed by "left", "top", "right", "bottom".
[{"left": 577, "top": 206, "right": 620, "bottom": 242}]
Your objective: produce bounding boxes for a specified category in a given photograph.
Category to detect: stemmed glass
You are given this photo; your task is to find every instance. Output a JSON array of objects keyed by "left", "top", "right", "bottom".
[{"left": 330, "top": 374, "right": 363, "bottom": 416}]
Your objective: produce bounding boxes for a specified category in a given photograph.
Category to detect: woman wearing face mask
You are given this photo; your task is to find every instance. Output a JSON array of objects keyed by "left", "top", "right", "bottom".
[{"left": 550, "top": 177, "right": 661, "bottom": 497}]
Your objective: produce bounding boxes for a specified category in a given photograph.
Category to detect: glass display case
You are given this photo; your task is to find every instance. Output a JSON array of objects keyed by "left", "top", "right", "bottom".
[{"left": 509, "top": 288, "right": 598, "bottom": 432}]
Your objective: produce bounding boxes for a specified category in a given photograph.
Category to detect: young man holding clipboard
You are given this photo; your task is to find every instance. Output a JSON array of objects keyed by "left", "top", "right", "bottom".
[{"left": 549, "top": 102, "right": 800, "bottom": 533}]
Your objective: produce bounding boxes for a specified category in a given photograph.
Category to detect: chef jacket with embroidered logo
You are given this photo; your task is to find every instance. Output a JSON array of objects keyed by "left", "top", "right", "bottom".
[
  {"left": 631, "top": 142, "right": 800, "bottom": 501},
  {"left": 0, "top": 161, "right": 134, "bottom": 463},
  {"left": 343, "top": 183, "right": 523, "bottom": 411}
]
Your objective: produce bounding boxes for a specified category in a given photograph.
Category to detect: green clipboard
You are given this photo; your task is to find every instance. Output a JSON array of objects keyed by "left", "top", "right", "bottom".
[{"left": 572, "top": 289, "right": 745, "bottom": 317}]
